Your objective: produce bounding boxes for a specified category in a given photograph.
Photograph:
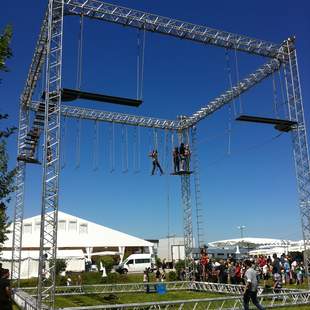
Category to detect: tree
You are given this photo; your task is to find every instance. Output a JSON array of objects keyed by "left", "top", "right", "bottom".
[{"left": 0, "top": 25, "right": 16, "bottom": 250}]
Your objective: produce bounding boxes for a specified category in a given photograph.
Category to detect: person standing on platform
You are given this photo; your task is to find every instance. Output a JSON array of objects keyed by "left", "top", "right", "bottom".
[
  {"left": 0, "top": 269, "right": 12, "bottom": 310},
  {"left": 172, "top": 147, "right": 180, "bottom": 173},
  {"left": 179, "top": 143, "right": 185, "bottom": 171},
  {"left": 243, "top": 260, "right": 265, "bottom": 310},
  {"left": 184, "top": 144, "right": 191, "bottom": 171}
]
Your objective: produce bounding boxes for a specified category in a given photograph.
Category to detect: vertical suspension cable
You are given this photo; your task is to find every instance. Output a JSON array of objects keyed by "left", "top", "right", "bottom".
[
  {"left": 227, "top": 104, "right": 232, "bottom": 155},
  {"left": 122, "top": 125, "right": 128, "bottom": 173},
  {"left": 61, "top": 116, "right": 67, "bottom": 169},
  {"left": 225, "top": 49, "right": 237, "bottom": 116},
  {"left": 153, "top": 128, "right": 158, "bottom": 150},
  {"left": 133, "top": 126, "right": 141, "bottom": 174},
  {"left": 136, "top": 29, "right": 140, "bottom": 100},
  {"left": 75, "top": 117, "right": 81, "bottom": 169},
  {"left": 109, "top": 122, "right": 115, "bottom": 173},
  {"left": 272, "top": 72, "right": 279, "bottom": 119},
  {"left": 93, "top": 120, "right": 99, "bottom": 171},
  {"left": 140, "top": 28, "right": 146, "bottom": 99},
  {"left": 278, "top": 66, "right": 288, "bottom": 118},
  {"left": 234, "top": 46, "right": 243, "bottom": 114},
  {"left": 76, "top": 14, "right": 84, "bottom": 90}
]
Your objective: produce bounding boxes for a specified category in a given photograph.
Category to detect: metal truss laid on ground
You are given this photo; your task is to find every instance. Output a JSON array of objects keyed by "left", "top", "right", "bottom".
[
  {"left": 12, "top": 0, "right": 310, "bottom": 308},
  {"left": 20, "top": 281, "right": 307, "bottom": 298},
  {"left": 13, "top": 284, "right": 310, "bottom": 310}
]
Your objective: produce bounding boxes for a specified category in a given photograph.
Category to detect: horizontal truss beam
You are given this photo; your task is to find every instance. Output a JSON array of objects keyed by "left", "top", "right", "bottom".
[
  {"left": 30, "top": 101, "right": 181, "bottom": 130},
  {"left": 30, "top": 58, "right": 281, "bottom": 130},
  {"left": 182, "top": 58, "right": 281, "bottom": 127},
  {"left": 64, "top": 0, "right": 283, "bottom": 58}
]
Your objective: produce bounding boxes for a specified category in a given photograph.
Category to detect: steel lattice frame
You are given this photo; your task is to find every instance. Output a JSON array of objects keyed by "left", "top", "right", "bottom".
[
  {"left": 181, "top": 174, "right": 194, "bottom": 280},
  {"left": 36, "top": 0, "right": 64, "bottom": 308},
  {"left": 11, "top": 0, "right": 310, "bottom": 308},
  {"left": 191, "top": 126, "right": 205, "bottom": 248},
  {"left": 283, "top": 40, "right": 310, "bottom": 285}
]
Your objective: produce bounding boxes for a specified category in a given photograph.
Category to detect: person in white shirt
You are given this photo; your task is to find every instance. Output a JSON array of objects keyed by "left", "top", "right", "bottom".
[{"left": 243, "top": 260, "right": 265, "bottom": 310}]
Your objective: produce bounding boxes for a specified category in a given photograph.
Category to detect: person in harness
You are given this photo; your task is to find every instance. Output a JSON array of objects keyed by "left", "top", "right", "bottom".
[{"left": 149, "top": 149, "right": 164, "bottom": 175}]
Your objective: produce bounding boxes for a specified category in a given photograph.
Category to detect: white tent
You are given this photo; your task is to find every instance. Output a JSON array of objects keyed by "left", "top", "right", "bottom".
[{"left": 1, "top": 211, "right": 153, "bottom": 278}]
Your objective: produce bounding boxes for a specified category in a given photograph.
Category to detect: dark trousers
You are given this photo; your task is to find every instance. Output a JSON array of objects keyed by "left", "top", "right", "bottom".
[
  {"left": 243, "top": 290, "right": 265, "bottom": 310},
  {"left": 152, "top": 160, "right": 163, "bottom": 175},
  {"left": 173, "top": 159, "right": 180, "bottom": 173}
]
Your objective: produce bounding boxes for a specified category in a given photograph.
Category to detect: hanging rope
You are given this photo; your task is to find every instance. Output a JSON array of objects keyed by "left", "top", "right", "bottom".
[
  {"left": 122, "top": 125, "right": 129, "bottom": 173},
  {"left": 234, "top": 46, "right": 243, "bottom": 114},
  {"left": 133, "top": 126, "right": 141, "bottom": 174},
  {"left": 278, "top": 66, "right": 288, "bottom": 118},
  {"left": 109, "top": 122, "right": 115, "bottom": 173},
  {"left": 272, "top": 72, "right": 279, "bottom": 119},
  {"left": 227, "top": 104, "right": 232, "bottom": 155},
  {"left": 75, "top": 117, "right": 81, "bottom": 169},
  {"left": 61, "top": 116, "right": 67, "bottom": 170},
  {"left": 225, "top": 49, "right": 237, "bottom": 116},
  {"left": 76, "top": 14, "right": 84, "bottom": 90},
  {"left": 153, "top": 128, "right": 158, "bottom": 150},
  {"left": 136, "top": 28, "right": 146, "bottom": 100},
  {"left": 93, "top": 120, "right": 99, "bottom": 171}
]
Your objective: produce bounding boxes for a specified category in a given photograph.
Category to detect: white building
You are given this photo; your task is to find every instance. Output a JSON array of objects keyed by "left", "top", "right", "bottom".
[{"left": 0, "top": 211, "right": 153, "bottom": 278}]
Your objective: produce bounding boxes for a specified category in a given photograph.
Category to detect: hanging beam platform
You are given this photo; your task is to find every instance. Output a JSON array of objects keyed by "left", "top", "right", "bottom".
[
  {"left": 62, "top": 88, "right": 142, "bottom": 107},
  {"left": 236, "top": 115, "right": 298, "bottom": 132},
  {"left": 171, "top": 171, "right": 193, "bottom": 176}
]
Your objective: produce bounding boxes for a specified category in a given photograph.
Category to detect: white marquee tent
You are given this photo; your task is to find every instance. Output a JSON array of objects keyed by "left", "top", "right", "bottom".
[{"left": 1, "top": 211, "right": 153, "bottom": 278}]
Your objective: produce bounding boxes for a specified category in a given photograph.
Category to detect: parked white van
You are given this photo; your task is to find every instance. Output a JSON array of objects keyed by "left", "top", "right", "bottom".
[{"left": 116, "top": 254, "right": 154, "bottom": 274}]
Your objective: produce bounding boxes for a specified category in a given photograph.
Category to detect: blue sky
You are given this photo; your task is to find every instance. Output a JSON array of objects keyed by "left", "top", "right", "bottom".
[{"left": 1, "top": 1, "right": 310, "bottom": 243}]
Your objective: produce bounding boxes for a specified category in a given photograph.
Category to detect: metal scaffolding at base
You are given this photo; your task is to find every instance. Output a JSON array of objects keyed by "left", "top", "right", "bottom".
[{"left": 11, "top": 0, "right": 310, "bottom": 309}]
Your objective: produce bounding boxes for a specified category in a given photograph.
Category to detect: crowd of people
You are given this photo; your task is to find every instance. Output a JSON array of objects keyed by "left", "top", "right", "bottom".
[{"left": 195, "top": 250, "right": 306, "bottom": 289}]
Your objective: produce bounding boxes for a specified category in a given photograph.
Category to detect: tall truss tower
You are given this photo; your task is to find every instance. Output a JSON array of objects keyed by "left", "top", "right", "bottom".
[{"left": 12, "top": 1, "right": 310, "bottom": 308}]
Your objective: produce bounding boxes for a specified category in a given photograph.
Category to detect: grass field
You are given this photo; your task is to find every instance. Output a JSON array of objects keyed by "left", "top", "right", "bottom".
[{"left": 14, "top": 273, "right": 309, "bottom": 309}]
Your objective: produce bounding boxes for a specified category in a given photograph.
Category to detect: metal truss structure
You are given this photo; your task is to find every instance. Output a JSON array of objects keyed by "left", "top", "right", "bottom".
[
  {"left": 191, "top": 126, "right": 205, "bottom": 248},
  {"left": 13, "top": 284, "right": 310, "bottom": 310},
  {"left": 283, "top": 40, "right": 310, "bottom": 284},
  {"left": 12, "top": 0, "right": 310, "bottom": 308},
  {"left": 20, "top": 281, "right": 307, "bottom": 297},
  {"left": 181, "top": 174, "right": 194, "bottom": 280}
]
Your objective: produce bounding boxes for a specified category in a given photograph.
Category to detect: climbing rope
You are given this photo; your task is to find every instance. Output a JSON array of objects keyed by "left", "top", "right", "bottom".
[
  {"left": 122, "top": 125, "right": 129, "bottom": 173},
  {"left": 76, "top": 14, "right": 84, "bottom": 90},
  {"left": 75, "top": 117, "right": 81, "bottom": 169},
  {"left": 109, "top": 122, "right": 115, "bottom": 173},
  {"left": 93, "top": 120, "right": 99, "bottom": 171},
  {"left": 234, "top": 46, "right": 243, "bottom": 114},
  {"left": 225, "top": 49, "right": 237, "bottom": 116}
]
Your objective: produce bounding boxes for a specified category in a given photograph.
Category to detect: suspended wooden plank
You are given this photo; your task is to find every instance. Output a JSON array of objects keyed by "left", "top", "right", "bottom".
[
  {"left": 236, "top": 115, "right": 297, "bottom": 132},
  {"left": 170, "top": 171, "right": 193, "bottom": 176},
  {"left": 63, "top": 88, "right": 143, "bottom": 107}
]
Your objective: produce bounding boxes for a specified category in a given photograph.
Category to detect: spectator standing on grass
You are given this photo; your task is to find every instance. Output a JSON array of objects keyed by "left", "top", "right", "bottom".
[
  {"left": 273, "top": 269, "right": 282, "bottom": 293},
  {"left": 243, "top": 260, "right": 265, "bottom": 310},
  {"left": 0, "top": 269, "right": 12, "bottom": 310},
  {"left": 155, "top": 268, "right": 161, "bottom": 282}
]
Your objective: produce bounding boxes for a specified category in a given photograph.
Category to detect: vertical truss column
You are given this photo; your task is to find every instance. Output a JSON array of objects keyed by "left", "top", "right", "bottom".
[
  {"left": 180, "top": 174, "right": 194, "bottom": 280},
  {"left": 191, "top": 126, "right": 205, "bottom": 248},
  {"left": 37, "top": 0, "right": 64, "bottom": 309},
  {"left": 284, "top": 40, "right": 310, "bottom": 288},
  {"left": 11, "top": 104, "right": 29, "bottom": 286}
]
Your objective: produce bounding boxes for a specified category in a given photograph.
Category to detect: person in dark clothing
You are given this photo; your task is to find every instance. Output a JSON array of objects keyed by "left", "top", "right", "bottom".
[
  {"left": 149, "top": 149, "right": 163, "bottom": 175},
  {"left": 0, "top": 269, "right": 12, "bottom": 310},
  {"left": 172, "top": 147, "right": 180, "bottom": 173},
  {"left": 179, "top": 143, "right": 185, "bottom": 171}
]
